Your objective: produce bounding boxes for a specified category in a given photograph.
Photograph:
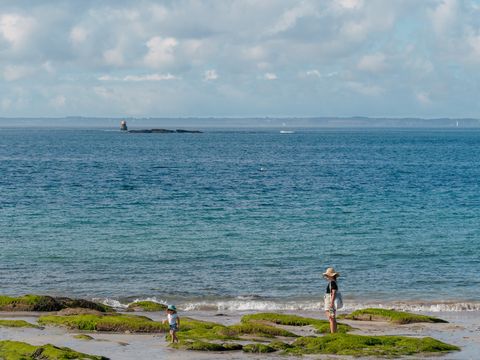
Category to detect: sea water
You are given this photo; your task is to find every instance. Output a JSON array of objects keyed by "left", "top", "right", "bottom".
[{"left": 0, "top": 128, "right": 479, "bottom": 310}]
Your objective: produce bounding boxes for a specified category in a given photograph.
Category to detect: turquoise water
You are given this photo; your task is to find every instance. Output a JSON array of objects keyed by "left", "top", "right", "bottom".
[{"left": 0, "top": 128, "right": 479, "bottom": 309}]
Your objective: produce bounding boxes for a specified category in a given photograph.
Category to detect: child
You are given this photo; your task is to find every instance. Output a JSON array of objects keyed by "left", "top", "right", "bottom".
[{"left": 163, "top": 304, "right": 180, "bottom": 343}]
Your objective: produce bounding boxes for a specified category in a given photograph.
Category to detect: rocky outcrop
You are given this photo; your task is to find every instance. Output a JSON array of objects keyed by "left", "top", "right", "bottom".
[
  {"left": 0, "top": 295, "right": 113, "bottom": 312},
  {"left": 128, "top": 128, "right": 202, "bottom": 133}
]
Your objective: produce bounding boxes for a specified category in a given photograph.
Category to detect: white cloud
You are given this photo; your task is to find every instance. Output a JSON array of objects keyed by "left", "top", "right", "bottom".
[
  {"left": 150, "top": 4, "right": 168, "bottom": 21},
  {"left": 406, "top": 56, "right": 434, "bottom": 75},
  {"left": 336, "top": 0, "right": 363, "bottom": 10},
  {"left": 264, "top": 72, "right": 277, "bottom": 80},
  {"left": 301, "top": 70, "right": 338, "bottom": 78},
  {"left": 103, "top": 48, "right": 125, "bottom": 66},
  {"left": 346, "top": 81, "right": 383, "bottom": 96},
  {"left": 305, "top": 69, "right": 321, "bottom": 78},
  {"left": 94, "top": 86, "right": 114, "bottom": 99},
  {"left": 429, "top": 0, "right": 458, "bottom": 36},
  {"left": 98, "top": 73, "right": 178, "bottom": 81},
  {"left": 0, "top": 1, "right": 479, "bottom": 117},
  {"left": 144, "top": 36, "right": 178, "bottom": 68},
  {"left": 243, "top": 46, "right": 267, "bottom": 61},
  {"left": 357, "top": 53, "right": 387, "bottom": 72},
  {"left": 50, "top": 95, "right": 66, "bottom": 108},
  {"left": 268, "top": 2, "right": 316, "bottom": 35},
  {"left": 416, "top": 91, "right": 431, "bottom": 105},
  {"left": 42, "top": 61, "right": 55, "bottom": 74},
  {"left": 0, "top": 14, "right": 35, "bottom": 49},
  {"left": 70, "top": 26, "right": 88, "bottom": 44},
  {"left": 466, "top": 31, "right": 480, "bottom": 61},
  {"left": 3, "top": 65, "right": 34, "bottom": 81},
  {"left": 1, "top": 98, "right": 12, "bottom": 110},
  {"left": 203, "top": 69, "right": 218, "bottom": 81}
]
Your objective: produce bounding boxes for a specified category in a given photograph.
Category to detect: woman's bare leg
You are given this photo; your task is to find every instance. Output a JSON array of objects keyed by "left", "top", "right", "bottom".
[
  {"left": 326, "top": 311, "right": 337, "bottom": 333},
  {"left": 330, "top": 315, "right": 337, "bottom": 333}
]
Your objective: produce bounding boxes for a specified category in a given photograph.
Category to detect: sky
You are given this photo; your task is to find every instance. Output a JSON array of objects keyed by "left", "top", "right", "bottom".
[{"left": 1, "top": 0, "right": 480, "bottom": 118}]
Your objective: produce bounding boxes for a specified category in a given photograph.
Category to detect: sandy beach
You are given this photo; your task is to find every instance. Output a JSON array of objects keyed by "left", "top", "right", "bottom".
[{"left": 1, "top": 309, "right": 478, "bottom": 359}]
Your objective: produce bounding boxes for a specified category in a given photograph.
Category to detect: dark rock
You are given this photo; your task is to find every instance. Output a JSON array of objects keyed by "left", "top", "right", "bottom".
[
  {"left": 57, "top": 308, "right": 105, "bottom": 316},
  {"left": 0, "top": 295, "right": 112, "bottom": 312},
  {"left": 175, "top": 129, "right": 203, "bottom": 133},
  {"left": 32, "top": 296, "right": 63, "bottom": 311},
  {"left": 127, "top": 128, "right": 202, "bottom": 133},
  {"left": 56, "top": 298, "right": 112, "bottom": 313},
  {"left": 128, "top": 128, "right": 174, "bottom": 133}
]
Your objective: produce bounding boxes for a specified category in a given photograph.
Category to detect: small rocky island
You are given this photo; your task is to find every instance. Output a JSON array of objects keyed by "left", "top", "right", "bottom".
[{"left": 120, "top": 120, "right": 202, "bottom": 133}]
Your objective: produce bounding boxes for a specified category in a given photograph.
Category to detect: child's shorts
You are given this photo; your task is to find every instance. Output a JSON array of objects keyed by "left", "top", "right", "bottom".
[{"left": 169, "top": 324, "right": 178, "bottom": 331}]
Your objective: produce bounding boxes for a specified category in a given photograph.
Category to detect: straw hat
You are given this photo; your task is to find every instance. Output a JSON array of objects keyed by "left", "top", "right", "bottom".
[{"left": 323, "top": 267, "right": 340, "bottom": 278}]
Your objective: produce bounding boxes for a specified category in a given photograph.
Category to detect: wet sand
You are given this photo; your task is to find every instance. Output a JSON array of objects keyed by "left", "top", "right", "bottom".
[{"left": 0, "top": 310, "right": 478, "bottom": 360}]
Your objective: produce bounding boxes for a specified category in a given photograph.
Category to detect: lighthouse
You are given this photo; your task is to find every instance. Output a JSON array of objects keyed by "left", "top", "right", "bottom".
[{"left": 120, "top": 120, "right": 128, "bottom": 131}]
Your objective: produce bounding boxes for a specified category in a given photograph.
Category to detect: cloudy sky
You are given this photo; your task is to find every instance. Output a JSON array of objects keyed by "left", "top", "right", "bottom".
[{"left": 1, "top": 0, "right": 480, "bottom": 118}]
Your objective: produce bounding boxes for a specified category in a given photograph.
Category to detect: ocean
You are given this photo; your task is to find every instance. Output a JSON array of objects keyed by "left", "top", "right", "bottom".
[{"left": 1, "top": 128, "right": 479, "bottom": 311}]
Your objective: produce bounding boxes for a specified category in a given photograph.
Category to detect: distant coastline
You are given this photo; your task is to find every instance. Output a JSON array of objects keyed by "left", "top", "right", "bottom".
[{"left": 0, "top": 116, "right": 479, "bottom": 128}]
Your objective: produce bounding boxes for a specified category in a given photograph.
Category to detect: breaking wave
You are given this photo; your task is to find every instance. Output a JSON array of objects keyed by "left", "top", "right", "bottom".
[{"left": 95, "top": 296, "right": 480, "bottom": 312}]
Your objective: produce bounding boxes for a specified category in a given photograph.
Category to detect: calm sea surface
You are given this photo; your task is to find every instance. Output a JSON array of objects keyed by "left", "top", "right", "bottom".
[{"left": 0, "top": 128, "right": 479, "bottom": 308}]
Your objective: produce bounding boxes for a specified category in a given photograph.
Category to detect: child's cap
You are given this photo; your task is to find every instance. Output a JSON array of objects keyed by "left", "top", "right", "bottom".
[{"left": 167, "top": 304, "right": 177, "bottom": 311}]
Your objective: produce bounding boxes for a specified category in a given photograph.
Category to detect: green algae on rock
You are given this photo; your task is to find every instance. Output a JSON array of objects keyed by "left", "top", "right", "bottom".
[
  {"left": 38, "top": 314, "right": 168, "bottom": 333},
  {"left": 241, "top": 312, "right": 352, "bottom": 334},
  {"left": 342, "top": 308, "right": 448, "bottom": 324},
  {"left": 73, "top": 334, "right": 95, "bottom": 340},
  {"left": 0, "top": 295, "right": 112, "bottom": 313},
  {"left": 286, "top": 333, "right": 459, "bottom": 357},
  {"left": 0, "top": 340, "right": 108, "bottom": 360},
  {"left": 268, "top": 340, "right": 293, "bottom": 351},
  {"left": 242, "top": 343, "right": 276, "bottom": 353},
  {"left": 172, "top": 340, "right": 242, "bottom": 351},
  {"left": 127, "top": 301, "right": 167, "bottom": 312},
  {"left": 228, "top": 322, "right": 298, "bottom": 338},
  {"left": 36, "top": 311, "right": 459, "bottom": 357},
  {"left": 177, "top": 316, "right": 299, "bottom": 343},
  {"left": 0, "top": 319, "right": 40, "bottom": 328},
  {"left": 0, "top": 295, "right": 59, "bottom": 311}
]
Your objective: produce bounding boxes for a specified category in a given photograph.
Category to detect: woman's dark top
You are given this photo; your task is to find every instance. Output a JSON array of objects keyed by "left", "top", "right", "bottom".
[{"left": 326, "top": 280, "right": 338, "bottom": 294}]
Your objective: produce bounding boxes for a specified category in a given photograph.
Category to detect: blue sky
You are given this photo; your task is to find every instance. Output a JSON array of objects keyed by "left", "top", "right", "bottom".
[{"left": 1, "top": 0, "right": 480, "bottom": 118}]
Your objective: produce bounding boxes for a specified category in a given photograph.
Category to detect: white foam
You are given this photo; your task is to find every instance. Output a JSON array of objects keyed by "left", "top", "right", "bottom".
[
  {"left": 95, "top": 297, "right": 169, "bottom": 309},
  {"left": 129, "top": 297, "right": 168, "bottom": 306},
  {"left": 180, "top": 300, "right": 480, "bottom": 312},
  {"left": 94, "top": 297, "right": 480, "bottom": 312},
  {"left": 94, "top": 298, "right": 128, "bottom": 309},
  {"left": 182, "top": 300, "right": 324, "bottom": 312}
]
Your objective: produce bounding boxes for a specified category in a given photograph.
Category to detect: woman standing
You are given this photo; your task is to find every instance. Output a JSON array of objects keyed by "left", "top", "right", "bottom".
[{"left": 323, "top": 267, "right": 340, "bottom": 333}]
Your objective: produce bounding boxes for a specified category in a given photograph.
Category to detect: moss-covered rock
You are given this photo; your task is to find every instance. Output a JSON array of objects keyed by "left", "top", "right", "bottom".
[
  {"left": 0, "top": 295, "right": 112, "bottom": 313},
  {"left": 36, "top": 311, "right": 459, "bottom": 358},
  {"left": 38, "top": 314, "right": 168, "bottom": 333},
  {"left": 342, "top": 308, "right": 448, "bottom": 324},
  {"left": 57, "top": 308, "right": 105, "bottom": 316},
  {"left": 228, "top": 322, "right": 297, "bottom": 338},
  {"left": 242, "top": 343, "right": 276, "bottom": 353},
  {"left": 0, "top": 340, "right": 108, "bottom": 359},
  {"left": 0, "top": 295, "right": 59, "bottom": 311},
  {"left": 73, "top": 334, "right": 95, "bottom": 340},
  {"left": 287, "top": 333, "right": 459, "bottom": 356},
  {"left": 175, "top": 316, "right": 298, "bottom": 343},
  {"left": 127, "top": 301, "right": 167, "bottom": 312},
  {"left": 268, "top": 340, "right": 293, "bottom": 351},
  {"left": 0, "top": 319, "right": 40, "bottom": 328},
  {"left": 56, "top": 298, "right": 113, "bottom": 313},
  {"left": 173, "top": 340, "right": 242, "bottom": 351},
  {"left": 241, "top": 312, "right": 352, "bottom": 334}
]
